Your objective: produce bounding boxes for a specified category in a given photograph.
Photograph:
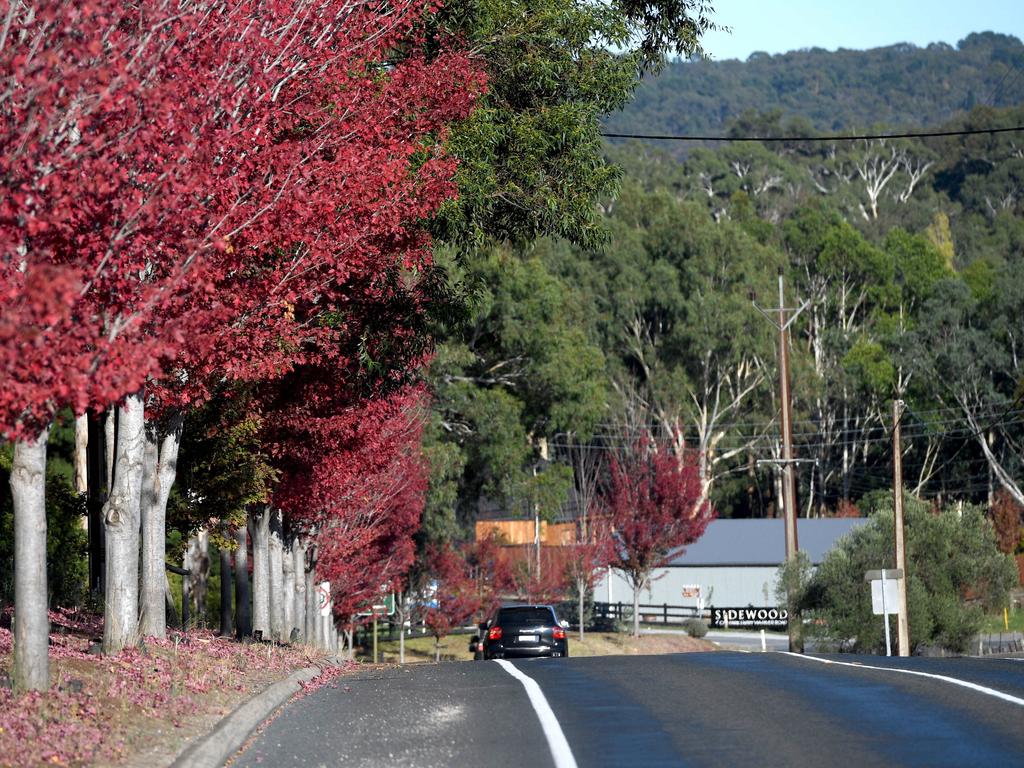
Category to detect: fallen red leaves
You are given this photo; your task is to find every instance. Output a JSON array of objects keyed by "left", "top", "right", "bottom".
[{"left": 0, "top": 613, "right": 326, "bottom": 768}]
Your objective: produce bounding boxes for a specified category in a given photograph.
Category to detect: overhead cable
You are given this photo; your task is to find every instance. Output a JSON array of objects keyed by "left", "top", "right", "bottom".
[{"left": 600, "top": 125, "right": 1024, "bottom": 143}]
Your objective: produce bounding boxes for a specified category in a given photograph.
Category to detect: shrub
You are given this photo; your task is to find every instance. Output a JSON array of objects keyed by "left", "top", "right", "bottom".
[
  {"left": 681, "top": 618, "right": 708, "bottom": 638},
  {"left": 805, "top": 492, "right": 1017, "bottom": 654}
]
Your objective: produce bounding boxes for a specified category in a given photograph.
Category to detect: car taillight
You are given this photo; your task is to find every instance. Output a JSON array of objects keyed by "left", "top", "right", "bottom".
[
  {"left": 488, "top": 626, "right": 503, "bottom": 640},
  {"left": 552, "top": 627, "right": 566, "bottom": 640}
]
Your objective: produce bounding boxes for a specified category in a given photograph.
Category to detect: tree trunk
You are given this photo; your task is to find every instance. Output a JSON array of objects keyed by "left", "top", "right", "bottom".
[
  {"left": 305, "top": 565, "right": 317, "bottom": 647},
  {"left": 282, "top": 537, "right": 295, "bottom": 642},
  {"left": 434, "top": 638, "right": 441, "bottom": 663},
  {"left": 139, "top": 432, "right": 159, "bottom": 635},
  {"left": 268, "top": 509, "right": 284, "bottom": 642},
  {"left": 346, "top": 628, "right": 354, "bottom": 661},
  {"left": 292, "top": 540, "right": 306, "bottom": 643},
  {"left": 632, "top": 579, "right": 641, "bottom": 638},
  {"left": 578, "top": 579, "right": 586, "bottom": 643},
  {"left": 234, "top": 526, "right": 251, "bottom": 638},
  {"left": 397, "top": 591, "right": 406, "bottom": 664},
  {"left": 190, "top": 531, "right": 210, "bottom": 627},
  {"left": 139, "top": 416, "right": 182, "bottom": 639},
  {"left": 11, "top": 427, "right": 51, "bottom": 691},
  {"left": 219, "top": 545, "right": 233, "bottom": 637},
  {"left": 250, "top": 508, "right": 270, "bottom": 639},
  {"left": 74, "top": 414, "right": 88, "bottom": 495},
  {"left": 103, "top": 394, "right": 145, "bottom": 654}
]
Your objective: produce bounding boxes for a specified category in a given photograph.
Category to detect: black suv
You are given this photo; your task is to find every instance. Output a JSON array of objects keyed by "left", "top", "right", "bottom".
[{"left": 471, "top": 605, "right": 569, "bottom": 660}]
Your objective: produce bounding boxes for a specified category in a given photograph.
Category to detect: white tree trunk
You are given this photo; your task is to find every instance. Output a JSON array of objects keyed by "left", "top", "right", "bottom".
[
  {"left": 139, "top": 417, "right": 182, "bottom": 639},
  {"left": 234, "top": 525, "right": 251, "bottom": 638},
  {"left": 191, "top": 530, "right": 210, "bottom": 626},
  {"left": 282, "top": 538, "right": 295, "bottom": 642},
  {"left": 73, "top": 414, "right": 88, "bottom": 495},
  {"left": 304, "top": 564, "right": 317, "bottom": 647},
  {"left": 250, "top": 508, "right": 271, "bottom": 640},
  {"left": 139, "top": 431, "right": 159, "bottom": 635},
  {"left": 11, "top": 427, "right": 51, "bottom": 691},
  {"left": 292, "top": 540, "right": 306, "bottom": 643},
  {"left": 103, "top": 394, "right": 145, "bottom": 654},
  {"left": 268, "top": 509, "right": 284, "bottom": 642}
]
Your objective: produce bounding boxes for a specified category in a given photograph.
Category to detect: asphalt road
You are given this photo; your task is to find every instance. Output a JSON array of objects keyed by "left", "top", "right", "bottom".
[{"left": 233, "top": 653, "right": 1024, "bottom": 767}]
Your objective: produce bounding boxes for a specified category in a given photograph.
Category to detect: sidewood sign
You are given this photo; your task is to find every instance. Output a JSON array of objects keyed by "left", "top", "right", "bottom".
[{"left": 710, "top": 607, "right": 788, "bottom": 630}]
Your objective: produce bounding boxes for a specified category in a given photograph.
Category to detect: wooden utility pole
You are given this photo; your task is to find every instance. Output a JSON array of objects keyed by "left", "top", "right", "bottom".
[
  {"left": 755, "top": 271, "right": 808, "bottom": 653},
  {"left": 892, "top": 399, "right": 910, "bottom": 656}
]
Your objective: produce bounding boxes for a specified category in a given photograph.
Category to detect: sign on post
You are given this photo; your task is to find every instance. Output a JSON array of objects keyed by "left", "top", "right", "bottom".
[
  {"left": 710, "top": 607, "right": 788, "bottom": 630},
  {"left": 864, "top": 569, "right": 903, "bottom": 656},
  {"left": 681, "top": 584, "right": 703, "bottom": 614},
  {"left": 317, "top": 581, "right": 331, "bottom": 618},
  {"left": 870, "top": 579, "right": 900, "bottom": 615}
]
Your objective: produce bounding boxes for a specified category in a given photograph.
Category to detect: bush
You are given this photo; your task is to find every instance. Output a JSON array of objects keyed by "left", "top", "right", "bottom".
[
  {"left": 805, "top": 493, "right": 1017, "bottom": 654},
  {"left": 681, "top": 618, "right": 708, "bottom": 638}
]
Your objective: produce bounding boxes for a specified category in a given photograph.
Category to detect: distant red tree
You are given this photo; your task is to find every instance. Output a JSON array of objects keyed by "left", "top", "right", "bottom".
[
  {"left": 601, "top": 436, "right": 715, "bottom": 636},
  {"left": 563, "top": 514, "right": 614, "bottom": 641},
  {"left": 990, "top": 490, "right": 1023, "bottom": 555},
  {"left": 423, "top": 543, "right": 480, "bottom": 661},
  {"left": 833, "top": 499, "right": 862, "bottom": 518}
]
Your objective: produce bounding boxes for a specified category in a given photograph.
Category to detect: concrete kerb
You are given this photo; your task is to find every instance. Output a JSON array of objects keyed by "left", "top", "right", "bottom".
[{"left": 171, "top": 656, "right": 346, "bottom": 768}]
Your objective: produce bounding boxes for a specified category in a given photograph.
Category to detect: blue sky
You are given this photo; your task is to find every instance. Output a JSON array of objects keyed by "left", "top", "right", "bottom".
[{"left": 701, "top": 0, "right": 1024, "bottom": 61}]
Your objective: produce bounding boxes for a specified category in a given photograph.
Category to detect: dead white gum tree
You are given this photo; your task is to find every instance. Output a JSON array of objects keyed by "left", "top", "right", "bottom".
[
  {"left": 139, "top": 414, "right": 182, "bottom": 638},
  {"left": 10, "top": 426, "right": 51, "bottom": 691},
  {"left": 249, "top": 507, "right": 271, "bottom": 639},
  {"left": 103, "top": 393, "right": 146, "bottom": 654},
  {"left": 268, "top": 508, "right": 285, "bottom": 642}
]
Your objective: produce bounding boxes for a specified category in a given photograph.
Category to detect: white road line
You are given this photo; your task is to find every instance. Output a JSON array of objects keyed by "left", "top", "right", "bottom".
[
  {"left": 494, "top": 660, "right": 579, "bottom": 768},
  {"left": 781, "top": 652, "right": 1024, "bottom": 707}
]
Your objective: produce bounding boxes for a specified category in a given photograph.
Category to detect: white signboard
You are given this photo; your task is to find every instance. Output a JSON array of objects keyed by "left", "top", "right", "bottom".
[
  {"left": 870, "top": 578, "right": 900, "bottom": 616},
  {"left": 317, "top": 581, "right": 331, "bottom": 617}
]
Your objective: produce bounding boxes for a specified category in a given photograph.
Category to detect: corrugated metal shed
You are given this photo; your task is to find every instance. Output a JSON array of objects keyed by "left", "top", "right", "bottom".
[{"left": 665, "top": 518, "right": 867, "bottom": 567}]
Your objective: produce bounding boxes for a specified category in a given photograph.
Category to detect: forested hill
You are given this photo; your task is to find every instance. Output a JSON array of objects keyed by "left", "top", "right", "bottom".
[{"left": 605, "top": 32, "right": 1024, "bottom": 136}]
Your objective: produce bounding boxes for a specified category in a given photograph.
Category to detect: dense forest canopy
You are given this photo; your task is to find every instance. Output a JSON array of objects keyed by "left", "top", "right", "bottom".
[
  {"left": 605, "top": 32, "right": 1024, "bottom": 137},
  {"left": 429, "top": 31, "right": 1024, "bottom": 532}
]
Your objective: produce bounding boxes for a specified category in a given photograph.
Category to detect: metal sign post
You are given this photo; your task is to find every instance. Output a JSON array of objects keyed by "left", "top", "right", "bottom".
[
  {"left": 865, "top": 569, "right": 903, "bottom": 656},
  {"left": 881, "top": 570, "right": 891, "bottom": 656}
]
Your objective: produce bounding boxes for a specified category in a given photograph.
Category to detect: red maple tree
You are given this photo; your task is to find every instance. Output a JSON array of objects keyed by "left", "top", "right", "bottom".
[
  {"left": 601, "top": 436, "right": 715, "bottom": 636},
  {"left": 423, "top": 543, "right": 480, "bottom": 661}
]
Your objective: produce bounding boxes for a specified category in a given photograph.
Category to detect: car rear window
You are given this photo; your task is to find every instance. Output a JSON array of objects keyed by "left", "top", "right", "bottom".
[{"left": 497, "top": 607, "right": 554, "bottom": 626}]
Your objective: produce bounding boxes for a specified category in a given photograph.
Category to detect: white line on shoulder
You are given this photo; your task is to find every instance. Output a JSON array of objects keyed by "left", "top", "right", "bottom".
[
  {"left": 781, "top": 652, "right": 1024, "bottom": 707},
  {"left": 494, "top": 660, "right": 579, "bottom": 768}
]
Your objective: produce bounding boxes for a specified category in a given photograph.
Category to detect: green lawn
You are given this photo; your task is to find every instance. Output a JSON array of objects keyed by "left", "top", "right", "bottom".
[{"left": 980, "top": 608, "right": 1024, "bottom": 634}]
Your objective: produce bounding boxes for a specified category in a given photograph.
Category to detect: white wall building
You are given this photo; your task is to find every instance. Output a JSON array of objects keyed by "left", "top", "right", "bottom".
[{"left": 596, "top": 518, "right": 867, "bottom": 611}]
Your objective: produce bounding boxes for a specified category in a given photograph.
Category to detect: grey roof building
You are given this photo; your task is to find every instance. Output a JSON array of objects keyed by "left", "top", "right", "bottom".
[
  {"left": 664, "top": 517, "right": 867, "bottom": 567},
  {"left": 597, "top": 517, "right": 868, "bottom": 611}
]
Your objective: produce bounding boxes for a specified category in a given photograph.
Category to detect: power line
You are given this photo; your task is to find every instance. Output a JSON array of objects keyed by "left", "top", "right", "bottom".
[{"left": 600, "top": 125, "right": 1024, "bottom": 143}]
